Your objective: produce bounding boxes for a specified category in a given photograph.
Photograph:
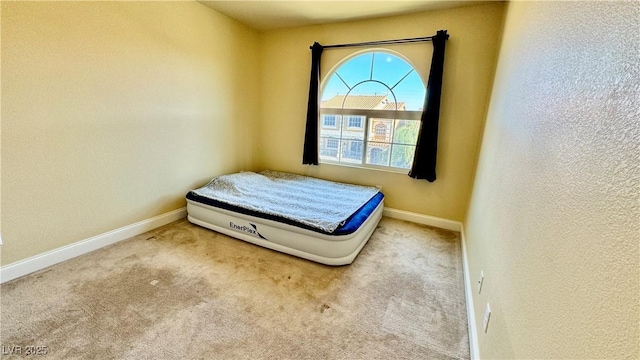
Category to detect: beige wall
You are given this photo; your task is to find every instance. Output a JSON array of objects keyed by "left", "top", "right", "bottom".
[
  {"left": 257, "top": 3, "right": 505, "bottom": 221},
  {"left": 0, "top": 0, "right": 3, "bottom": 254},
  {"left": 1, "top": 2, "right": 259, "bottom": 265},
  {"left": 465, "top": 1, "right": 639, "bottom": 358}
]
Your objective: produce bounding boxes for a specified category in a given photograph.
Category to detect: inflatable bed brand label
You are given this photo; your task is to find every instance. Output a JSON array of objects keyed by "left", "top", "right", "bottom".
[{"left": 229, "top": 222, "right": 267, "bottom": 240}]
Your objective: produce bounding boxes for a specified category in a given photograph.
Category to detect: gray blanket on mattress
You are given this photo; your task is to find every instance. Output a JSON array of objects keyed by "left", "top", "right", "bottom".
[{"left": 191, "top": 170, "right": 380, "bottom": 233}]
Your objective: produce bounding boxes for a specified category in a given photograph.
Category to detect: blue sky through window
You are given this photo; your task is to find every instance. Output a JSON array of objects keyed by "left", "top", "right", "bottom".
[{"left": 322, "top": 52, "right": 426, "bottom": 110}]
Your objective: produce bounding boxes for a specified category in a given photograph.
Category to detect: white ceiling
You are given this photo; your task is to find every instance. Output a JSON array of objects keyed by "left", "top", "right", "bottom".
[{"left": 198, "top": 0, "right": 493, "bottom": 31}]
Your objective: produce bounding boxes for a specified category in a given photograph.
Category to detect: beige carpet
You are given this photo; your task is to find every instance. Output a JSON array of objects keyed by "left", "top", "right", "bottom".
[{"left": 1, "top": 217, "right": 469, "bottom": 359}]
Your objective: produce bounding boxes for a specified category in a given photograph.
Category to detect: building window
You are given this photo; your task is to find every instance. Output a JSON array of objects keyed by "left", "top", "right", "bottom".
[
  {"left": 347, "top": 116, "right": 363, "bottom": 129},
  {"left": 369, "top": 147, "right": 388, "bottom": 166},
  {"left": 342, "top": 140, "right": 363, "bottom": 161},
  {"left": 374, "top": 124, "right": 387, "bottom": 137},
  {"left": 318, "top": 51, "right": 426, "bottom": 171},
  {"left": 326, "top": 138, "right": 339, "bottom": 149},
  {"left": 320, "top": 137, "right": 339, "bottom": 159},
  {"left": 322, "top": 115, "right": 337, "bottom": 128}
]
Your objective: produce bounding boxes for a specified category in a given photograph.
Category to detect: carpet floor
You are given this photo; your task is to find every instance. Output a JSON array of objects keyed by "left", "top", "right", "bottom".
[{"left": 1, "top": 217, "right": 469, "bottom": 359}]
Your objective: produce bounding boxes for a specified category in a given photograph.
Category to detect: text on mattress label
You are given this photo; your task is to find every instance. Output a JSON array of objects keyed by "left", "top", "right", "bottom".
[{"left": 229, "top": 222, "right": 267, "bottom": 240}]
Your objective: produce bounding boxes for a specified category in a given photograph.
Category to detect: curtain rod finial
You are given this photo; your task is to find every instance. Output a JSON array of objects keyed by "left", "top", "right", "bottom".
[
  {"left": 310, "top": 41, "right": 324, "bottom": 50},
  {"left": 436, "top": 30, "right": 450, "bottom": 40}
]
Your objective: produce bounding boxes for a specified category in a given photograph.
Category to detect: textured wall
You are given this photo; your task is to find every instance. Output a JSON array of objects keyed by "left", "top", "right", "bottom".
[
  {"left": 465, "top": 1, "right": 639, "bottom": 358},
  {"left": 1, "top": 2, "right": 260, "bottom": 265},
  {"left": 257, "top": 3, "right": 505, "bottom": 221}
]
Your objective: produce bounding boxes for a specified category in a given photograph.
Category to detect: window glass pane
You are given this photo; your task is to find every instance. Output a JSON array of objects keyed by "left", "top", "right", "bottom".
[
  {"left": 368, "top": 119, "right": 393, "bottom": 142},
  {"left": 390, "top": 72, "right": 426, "bottom": 111},
  {"left": 321, "top": 75, "right": 351, "bottom": 103},
  {"left": 348, "top": 81, "right": 389, "bottom": 97},
  {"left": 334, "top": 53, "right": 373, "bottom": 88},
  {"left": 372, "top": 52, "right": 413, "bottom": 89},
  {"left": 390, "top": 144, "right": 416, "bottom": 169},
  {"left": 327, "top": 138, "right": 339, "bottom": 149},
  {"left": 320, "top": 115, "right": 342, "bottom": 140},
  {"left": 393, "top": 120, "right": 420, "bottom": 145},
  {"left": 341, "top": 140, "right": 363, "bottom": 163},
  {"left": 341, "top": 115, "right": 365, "bottom": 141},
  {"left": 324, "top": 83, "right": 389, "bottom": 110},
  {"left": 366, "top": 143, "right": 390, "bottom": 166},
  {"left": 319, "top": 137, "right": 340, "bottom": 161}
]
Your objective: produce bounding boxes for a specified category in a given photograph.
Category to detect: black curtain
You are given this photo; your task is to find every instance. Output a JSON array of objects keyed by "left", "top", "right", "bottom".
[
  {"left": 302, "top": 42, "right": 324, "bottom": 165},
  {"left": 409, "top": 30, "right": 449, "bottom": 182}
]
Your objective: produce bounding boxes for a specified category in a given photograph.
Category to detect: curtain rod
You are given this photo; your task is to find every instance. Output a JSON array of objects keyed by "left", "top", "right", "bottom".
[{"left": 309, "top": 32, "right": 448, "bottom": 50}]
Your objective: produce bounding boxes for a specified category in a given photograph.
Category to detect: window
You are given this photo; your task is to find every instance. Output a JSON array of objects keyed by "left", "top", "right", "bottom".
[
  {"left": 318, "top": 51, "right": 426, "bottom": 171},
  {"left": 374, "top": 123, "right": 387, "bottom": 137},
  {"left": 322, "top": 115, "right": 337, "bottom": 128},
  {"left": 320, "top": 138, "right": 339, "bottom": 158},
  {"left": 369, "top": 147, "right": 387, "bottom": 166},
  {"left": 347, "top": 116, "right": 363, "bottom": 129},
  {"left": 342, "top": 140, "right": 363, "bottom": 162}
]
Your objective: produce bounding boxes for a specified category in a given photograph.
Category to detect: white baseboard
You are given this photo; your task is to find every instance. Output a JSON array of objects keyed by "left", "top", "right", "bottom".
[
  {"left": 382, "top": 207, "right": 462, "bottom": 232},
  {"left": 460, "top": 226, "right": 480, "bottom": 359},
  {"left": 0, "top": 207, "right": 187, "bottom": 284}
]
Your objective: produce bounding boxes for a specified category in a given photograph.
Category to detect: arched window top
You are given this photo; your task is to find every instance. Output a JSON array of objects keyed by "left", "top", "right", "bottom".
[
  {"left": 318, "top": 50, "right": 425, "bottom": 171},
  {"left": 321, "top": 51, "right": 426, "bottom": 111},
  {"left": 374, "top": 123, "right": 387, "bottom": 136}
]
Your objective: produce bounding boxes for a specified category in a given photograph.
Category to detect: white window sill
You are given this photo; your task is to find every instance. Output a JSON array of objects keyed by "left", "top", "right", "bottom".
[{"left": 319, "top": 160, "right": 410, "bottom": 175}]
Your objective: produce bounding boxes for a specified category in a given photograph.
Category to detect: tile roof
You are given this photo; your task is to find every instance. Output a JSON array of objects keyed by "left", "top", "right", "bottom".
[
  {"left": 383, "top": 102, "right": 406, "bottom": 110},
  {"left": 321, "top": 95, "right": 387, "bottom": 109}
]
